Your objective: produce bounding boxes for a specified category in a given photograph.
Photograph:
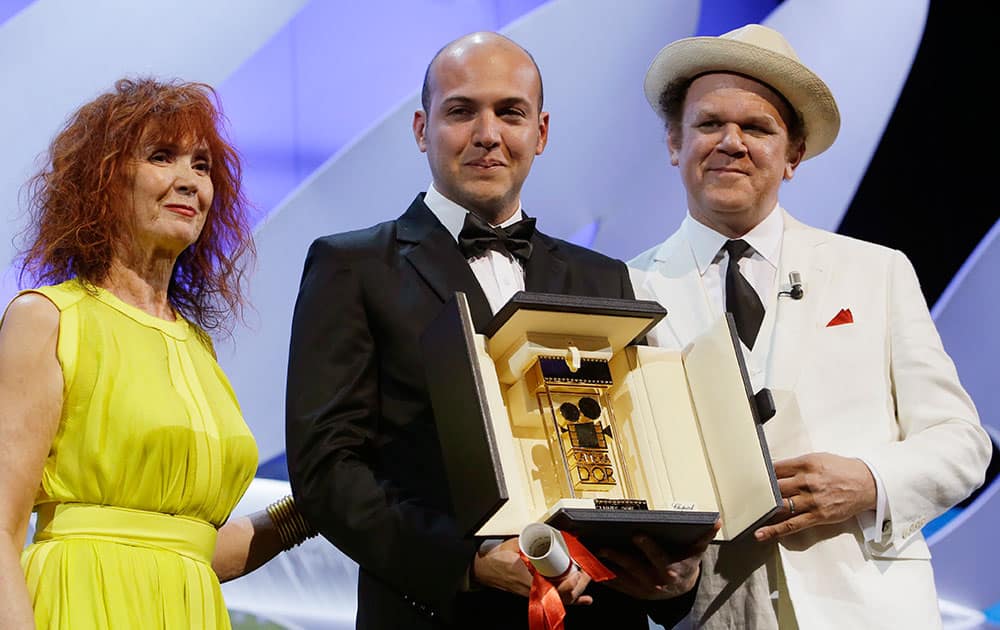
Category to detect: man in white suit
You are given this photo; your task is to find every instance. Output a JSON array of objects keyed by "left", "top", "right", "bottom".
[{"left": 628, "top": 24, "right": 991, "bottom": 629}]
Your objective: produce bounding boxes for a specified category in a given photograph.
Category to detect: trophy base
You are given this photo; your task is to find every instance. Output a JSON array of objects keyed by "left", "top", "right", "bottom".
[{"left": 545, "top": 506, "right": 719, "bottom": 552}]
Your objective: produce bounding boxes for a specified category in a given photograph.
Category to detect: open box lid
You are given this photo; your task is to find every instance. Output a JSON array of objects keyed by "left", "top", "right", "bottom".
[
  {"left": 676, "top": 315, "right": 783, "bottom": 540},
  {"left": 484, "top": 291, "right": 667, "bottom": 359},
  {"left": 423, "top": 291, "right": 507, "bottom": 537}
]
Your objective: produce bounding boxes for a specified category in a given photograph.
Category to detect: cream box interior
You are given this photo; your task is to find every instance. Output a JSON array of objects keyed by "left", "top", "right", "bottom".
[{"left": 424, "top": 292, "right": 781, "bottom": 545}]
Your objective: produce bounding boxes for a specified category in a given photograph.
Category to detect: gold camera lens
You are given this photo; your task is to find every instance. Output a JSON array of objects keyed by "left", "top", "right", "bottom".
[
  {"left": 559, "top": 402, "right": 580, "bottom": 421},
  {"left": 578, "top": 397, "right": 601, "bottom": 420}
]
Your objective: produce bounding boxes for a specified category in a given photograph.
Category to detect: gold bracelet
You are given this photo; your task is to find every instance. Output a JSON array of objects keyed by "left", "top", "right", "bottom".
[{"left": 265, "top": 495, "right": 318, "bottom": 551}]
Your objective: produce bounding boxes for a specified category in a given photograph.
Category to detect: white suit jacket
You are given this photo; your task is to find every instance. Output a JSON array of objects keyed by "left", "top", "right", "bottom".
[{"left": 628, "top": 210, "right": 990, "bottom": 629}]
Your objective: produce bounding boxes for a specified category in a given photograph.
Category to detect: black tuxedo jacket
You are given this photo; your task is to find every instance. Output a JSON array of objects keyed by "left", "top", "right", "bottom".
[{"left": 285, "top": 195, "right": 693, "bottom": 629}]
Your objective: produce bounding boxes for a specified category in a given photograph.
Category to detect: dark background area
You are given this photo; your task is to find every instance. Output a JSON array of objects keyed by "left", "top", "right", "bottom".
[{"left": 839, "top": 0, "right": 998, "bottom": 307}]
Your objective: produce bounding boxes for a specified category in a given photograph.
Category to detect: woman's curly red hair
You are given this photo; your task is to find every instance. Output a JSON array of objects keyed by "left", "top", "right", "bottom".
[{"left": 18, "top": 77, "right": 255, "bottom": 334}]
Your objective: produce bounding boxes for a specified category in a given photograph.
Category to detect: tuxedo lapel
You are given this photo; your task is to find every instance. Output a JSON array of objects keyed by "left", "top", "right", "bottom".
[
  {"left": 523, "top": 231, "right": 569, "bottom": 293},
  {"left": 397, "top": 196, "right": 494, "bottom": 331},
  {"left": 766, "top": 211, "right": 830, "bottom": 392}
]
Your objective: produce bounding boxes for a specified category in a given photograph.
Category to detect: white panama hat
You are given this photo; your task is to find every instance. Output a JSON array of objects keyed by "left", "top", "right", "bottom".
[{"left": 643, "top": 24, "right": 840, "bottom": 160}]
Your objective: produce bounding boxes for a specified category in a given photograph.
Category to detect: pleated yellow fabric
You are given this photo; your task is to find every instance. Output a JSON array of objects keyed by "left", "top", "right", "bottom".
[{"left": 18, "top": 280, "right": 258, "bottom": 629}]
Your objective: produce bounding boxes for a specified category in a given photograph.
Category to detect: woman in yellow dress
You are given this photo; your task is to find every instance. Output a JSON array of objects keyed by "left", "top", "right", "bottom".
[{"left": 0, "top": 78, "right": 313, "bottom": 629}]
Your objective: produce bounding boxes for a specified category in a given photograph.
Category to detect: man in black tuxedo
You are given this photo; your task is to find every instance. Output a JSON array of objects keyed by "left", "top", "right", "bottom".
[{"left": 285, "top": 31, "right": 709, "bottom": 629}]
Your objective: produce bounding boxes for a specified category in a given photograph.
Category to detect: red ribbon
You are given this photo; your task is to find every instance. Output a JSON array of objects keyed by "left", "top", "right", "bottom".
[{"left": 519, "top": 530, "right": 616, "bottom": 630}]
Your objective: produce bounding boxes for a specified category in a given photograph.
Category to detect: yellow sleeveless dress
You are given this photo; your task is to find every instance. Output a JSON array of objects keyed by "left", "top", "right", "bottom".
[{"left": 18, "top": 280, "right": 258, "bottom": 629}]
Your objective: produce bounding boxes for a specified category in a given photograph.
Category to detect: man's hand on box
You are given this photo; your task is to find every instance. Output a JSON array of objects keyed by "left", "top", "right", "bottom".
[
  {"left": 598, "top": 519, "right": 720, "bottom": 600},
  {"left": 754, "top": 452, "right": 877, "bottom": 542},
  {"left": 472, "top": 537, "right": 594, "bottom": 605}
]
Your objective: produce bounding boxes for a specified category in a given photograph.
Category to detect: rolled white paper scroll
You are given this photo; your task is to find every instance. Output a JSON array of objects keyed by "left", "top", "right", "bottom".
[{"left": 519, "top": 522, "right": 575, "bottom": 579}]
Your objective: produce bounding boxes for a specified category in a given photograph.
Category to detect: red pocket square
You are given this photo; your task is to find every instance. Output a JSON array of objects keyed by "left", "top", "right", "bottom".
[{"left": 827, "top": 308, "right": 854, "bottom": 327}]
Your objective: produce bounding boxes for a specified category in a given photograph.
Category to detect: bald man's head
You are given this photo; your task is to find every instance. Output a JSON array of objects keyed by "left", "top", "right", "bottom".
[
  {"left": 420, "top": 31, "right": 544, "bottom": 113},
  {"left": 411, "top": 30, "right": 549, "bottom": 223}
]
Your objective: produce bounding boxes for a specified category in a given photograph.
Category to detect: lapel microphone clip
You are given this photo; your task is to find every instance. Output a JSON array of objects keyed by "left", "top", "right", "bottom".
[{"left": 778, "top": 271, "right": 805, "bottom": 300}]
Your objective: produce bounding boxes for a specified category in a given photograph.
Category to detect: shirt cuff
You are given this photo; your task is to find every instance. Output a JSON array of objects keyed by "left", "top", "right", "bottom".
[
  {"left": 463, "top": 538, "right": 506, "bottom": 592},
  {"left": 856, "top": 457, "right": 890, "bottom": 543}
]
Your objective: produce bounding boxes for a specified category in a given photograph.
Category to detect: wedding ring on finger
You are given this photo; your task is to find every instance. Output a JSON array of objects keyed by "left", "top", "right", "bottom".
[{"left": 786, "top": 497, "right": 796, "bottom": 514}]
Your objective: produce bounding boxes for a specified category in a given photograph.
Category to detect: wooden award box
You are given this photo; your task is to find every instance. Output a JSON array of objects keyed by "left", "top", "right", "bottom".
[{"left": 422, "top": 291, "right": 782, "bottom": 550}]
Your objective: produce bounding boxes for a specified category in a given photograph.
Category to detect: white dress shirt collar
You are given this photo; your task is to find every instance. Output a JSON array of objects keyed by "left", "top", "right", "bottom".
[
  {"left": 423, "top": 182, "right": 524, "bottom": 241},
  {"left": 422, "top": 182, "right": 527, "bottom": 315},
  {"left": 683, "top": 205, "right": 784, "bottom": 273}
]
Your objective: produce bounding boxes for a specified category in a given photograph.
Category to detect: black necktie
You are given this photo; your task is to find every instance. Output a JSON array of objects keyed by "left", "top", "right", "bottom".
[
  {"left": 457, "top": 212, "right": 535, "bottom": 263},
  {"left": 723, "top": 239, "right": 764, "bottom": 350}
]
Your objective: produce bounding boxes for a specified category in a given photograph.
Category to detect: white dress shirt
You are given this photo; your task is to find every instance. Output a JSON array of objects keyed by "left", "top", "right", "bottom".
[
  {"left": 683, "top": 205, "right": 889, "bottom": 543},
  {"left": 423, "top": 183, "right": 526, "bottom": 314}
]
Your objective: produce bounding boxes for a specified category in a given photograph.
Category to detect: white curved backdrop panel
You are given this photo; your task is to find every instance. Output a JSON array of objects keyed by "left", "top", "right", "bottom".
[{"left": 223, "top": 478, "right": 360, "bottom": 629}]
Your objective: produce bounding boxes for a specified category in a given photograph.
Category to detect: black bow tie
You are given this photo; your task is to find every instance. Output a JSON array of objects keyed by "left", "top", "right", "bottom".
[{"left": 457, "top": 212, "right": 535, "bottom": 262}]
